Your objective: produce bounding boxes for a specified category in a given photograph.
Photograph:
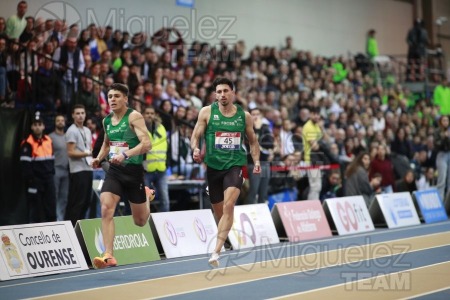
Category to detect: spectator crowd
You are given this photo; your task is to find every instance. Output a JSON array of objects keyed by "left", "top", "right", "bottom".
[{"left": 2, "top": 1, "right": 449, "bottom": 224}]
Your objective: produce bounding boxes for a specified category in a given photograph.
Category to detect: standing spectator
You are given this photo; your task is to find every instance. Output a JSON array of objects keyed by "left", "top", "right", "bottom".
[
  {"left": 369, "top": 143, "right": 396, "bottom": 193},
  {"left": 64, "top": 104, "right": 93, "bottom": 226},
  {"left": 406, "top": 19, "right": 429, "bottom": 81},
  {"left": 434, "top": 115, "right": 450, "bottom": 200},
  {"left": 143, "top": 106, "right": 170, "bottom": 212},
  {"left": 245, "top": 107, "right": 274, "bottom": 204},
  {"left": 53, "top": 36, "right": 85, "bottom": 114},
  {"left": 0, "top": 17, "right": 7, "bottom": 39},
  {"left": 406, "top": 19, "right": 429, "bottom": 63},
  {"left": 302, "top": 106, "right": 323, "bottom": 200},
  {"left": 19, "top": 16, "right": 34, "bottom": 45},
  {"left": 5, "top": 1, "right": 27, "bottom": 40},
  {"left": 34, "top": 55, "right": 60, "bottom": 114},
  {"left": 0, "top": 36, "right": 7, "bottom": 104},
  {"left": 20, "top": 112, "right": 56, "bottom": 223},
  {"left": 49, "top": 114, "right": 69, "bottom": 221},
  {"left": 73, "top": 76, "right": 100, "bottom": 117},
  {"left": 344, "top": 152, "right": 381, "bottom": 207},
  {"left": 433, "top": 77, "right": 450, "bottom": 116},
  {"left": 366, "top": 29, "right": 379, "bottom": 60}
]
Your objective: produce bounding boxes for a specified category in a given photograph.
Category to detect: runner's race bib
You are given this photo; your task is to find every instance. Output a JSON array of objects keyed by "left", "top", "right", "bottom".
[
  {"left": 109, "top": 141, "right": 129, "bottom": 159},
  {"left": 215, "top": 132, "right": 241, "bottom": 150}
]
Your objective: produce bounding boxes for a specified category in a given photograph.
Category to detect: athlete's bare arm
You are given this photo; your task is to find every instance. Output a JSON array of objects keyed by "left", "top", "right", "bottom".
[
  {"left": 191, "top": 106, "right": 211, "bottom": 163},
  {"left": 245, "top": 111, "right": 261, "bottom": 174}
]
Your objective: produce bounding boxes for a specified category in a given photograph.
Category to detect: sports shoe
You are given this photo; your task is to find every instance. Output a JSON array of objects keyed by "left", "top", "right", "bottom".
[
  {"left": 208, "top": 252, "right": 220, "bottom": 268},
  {"left": 93, "top": 253, "right": 117, "bottom": 269}
]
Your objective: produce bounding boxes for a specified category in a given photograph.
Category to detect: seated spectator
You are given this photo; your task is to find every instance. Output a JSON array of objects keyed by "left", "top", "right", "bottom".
[
  {"left": 369, "top": 143, "right": 396, "bottom": 193},
  {"left": 344, "top": 152, "right": 381, "bottom": 207},
  {"left": 320, "top": 169, "right": 343, "bottom": 202},
  {"left": 390, "top": 127, "right": 413, "bottom": 159},
  {"left": 416, "top": 167, "right": 437, "bottom": 191},
  {"left": 395, "top": 169, "right": 417, "bottom": 193}
]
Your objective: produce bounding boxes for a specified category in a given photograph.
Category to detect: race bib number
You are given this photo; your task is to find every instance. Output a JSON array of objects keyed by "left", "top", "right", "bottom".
[
  {"left": 215, "top": 132, "right": 241, "bottom": 150},
  {"left": 109, "top": 141, "right": 129, "bottom": 159}
]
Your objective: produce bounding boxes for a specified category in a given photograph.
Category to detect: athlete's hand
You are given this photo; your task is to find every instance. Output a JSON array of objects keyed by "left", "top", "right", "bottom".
[
  {"left": 91, "top": 158, "right": 100, "bottom": 168},
  {"left": 192, "top": 148, "right": 203, "bottom": 163},
  {"left": 110, "top": 153, "right": 125, "bottom": 165},
  {"left": 253, "top": 162, "right": 261, "bottom": 174}
]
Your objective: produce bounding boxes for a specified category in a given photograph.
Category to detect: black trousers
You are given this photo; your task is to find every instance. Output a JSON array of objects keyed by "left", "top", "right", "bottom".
[
  {"left": 65, "top": 171, "right": 93, "bottom": 226},
  {"left": 27, "top": 177, "right": 56, "bottom": 223}
]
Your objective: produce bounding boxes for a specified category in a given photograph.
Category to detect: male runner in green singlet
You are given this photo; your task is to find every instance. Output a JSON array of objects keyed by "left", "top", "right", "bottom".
[
  {"left": 191, "top": 77, "right": 261, "bottom": 267},
  {"left": 91, "top": 83, "right": 154, "bottom": 268}
]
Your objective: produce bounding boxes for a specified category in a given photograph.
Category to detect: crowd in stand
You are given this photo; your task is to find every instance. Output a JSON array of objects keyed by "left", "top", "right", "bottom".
[{"left": 2, "top": 1, "right": 450, "bottom": 224}]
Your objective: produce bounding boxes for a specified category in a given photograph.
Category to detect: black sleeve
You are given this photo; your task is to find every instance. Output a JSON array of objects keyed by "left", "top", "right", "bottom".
[
  {"left": 259, "top": 125, "right": 274, "bottom": 150},
  {"left": 92, "top": 128, "right": 105, "bottom": 158}
]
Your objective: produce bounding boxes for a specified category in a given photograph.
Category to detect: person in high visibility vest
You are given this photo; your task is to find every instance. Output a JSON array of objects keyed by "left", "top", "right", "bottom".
[
  {"left": 20, "top": 112, "right": 56, "bottom": 223},
  {"left": 143, "top": 106, "right": 170, "bottom": 212}
]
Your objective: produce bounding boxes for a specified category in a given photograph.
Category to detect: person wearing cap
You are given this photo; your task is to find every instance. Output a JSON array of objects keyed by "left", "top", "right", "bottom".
[{"left": 20, "top": 112, "right": 56, "bottom": 223}]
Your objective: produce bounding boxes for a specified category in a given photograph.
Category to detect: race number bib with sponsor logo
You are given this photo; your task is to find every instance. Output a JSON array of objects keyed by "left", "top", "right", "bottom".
[
  {"left": 215, "top": 132, "right": 241, "bottom": 150},
  {"left": 109, "top": 141, "right": 129, "bottom": 159}
]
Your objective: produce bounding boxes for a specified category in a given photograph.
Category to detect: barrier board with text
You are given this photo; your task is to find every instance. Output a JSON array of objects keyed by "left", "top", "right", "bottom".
[
  {"left": 374, "top": 192, "right": 421, "bottom": 228},
  {"left": 75, "top": 216, "right": 160, "bottom": 266},
  {"left": 150, "top": 210, "right": 218, "bottom": 259},
  {"left": 323, "top": 196, "right": 375, "bottom": 235},
  {"left": 0, "top": 221, "right": 88, "bottom": 281},
  {"left": 271, "top": 200, "right": 332, "bottom": 242},
  {"left": 413, "top": 189, "right": 448, "bottom": 223},
  {"left": 229, "top": 204, "right": 280, "bottom": 250}
]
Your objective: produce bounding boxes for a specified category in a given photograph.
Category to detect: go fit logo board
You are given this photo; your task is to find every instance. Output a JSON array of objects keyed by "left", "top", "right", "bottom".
[
  {"left": 150, "top": 209, "right": 219, "bottom": 259},
  {"left": 75, "top": 216, "right": 160, "bottom": 267},
  {"left": 271, "top": 200, "right": 332, "bottom": 242},
  {"left": 229, "top": 204, "right": 280, "bottom": 250},
  {"left": 0, "top": 221, "right": 87, "bottom": 281},
  {"left": 323, "top": 196, "right": 375, "bottom": 235}
]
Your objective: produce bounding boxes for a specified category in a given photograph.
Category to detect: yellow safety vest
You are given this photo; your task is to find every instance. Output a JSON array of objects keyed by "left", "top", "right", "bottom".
[{"left": 144, "top": 123, "right": 168, "bottom": 172}]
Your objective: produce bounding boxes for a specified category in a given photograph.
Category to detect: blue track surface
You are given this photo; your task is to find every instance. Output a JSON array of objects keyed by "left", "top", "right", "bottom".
[{"left": 1, "top": 221, "right": 449, "bottom": 299}]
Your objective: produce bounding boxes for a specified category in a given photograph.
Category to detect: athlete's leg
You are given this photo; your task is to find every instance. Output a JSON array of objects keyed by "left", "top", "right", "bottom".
[
  {"left": 213, "top": 186, "right": 240, "bottom": 254},
  {"left": 100, "top": 192, "right": 121, "bottom": 255}
]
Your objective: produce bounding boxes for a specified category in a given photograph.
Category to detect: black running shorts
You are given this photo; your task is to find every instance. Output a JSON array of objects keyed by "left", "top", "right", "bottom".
[
  {"left": 206, "top": 166, "right": 244, "bottom": 204},
  {"left": 101, "top": 163, "right": 146, "bottom": 204}
]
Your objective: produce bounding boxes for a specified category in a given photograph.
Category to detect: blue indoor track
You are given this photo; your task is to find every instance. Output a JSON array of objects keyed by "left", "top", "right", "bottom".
[{"left": 1, "top": 221, "right": 450, "bottom": 299}]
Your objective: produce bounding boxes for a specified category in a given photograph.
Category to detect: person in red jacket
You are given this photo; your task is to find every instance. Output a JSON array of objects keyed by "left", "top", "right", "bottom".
[{"left": 369, "top": 143, "right": 395, "bottom": 193}]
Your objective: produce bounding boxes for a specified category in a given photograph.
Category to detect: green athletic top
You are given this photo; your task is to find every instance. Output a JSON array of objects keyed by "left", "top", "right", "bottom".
[
  {"left": 104, "top": 108, "right": 142, "bottom": 165},
  {"left": 204, "top": 102, "right": 247, "bottom": 170}
]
